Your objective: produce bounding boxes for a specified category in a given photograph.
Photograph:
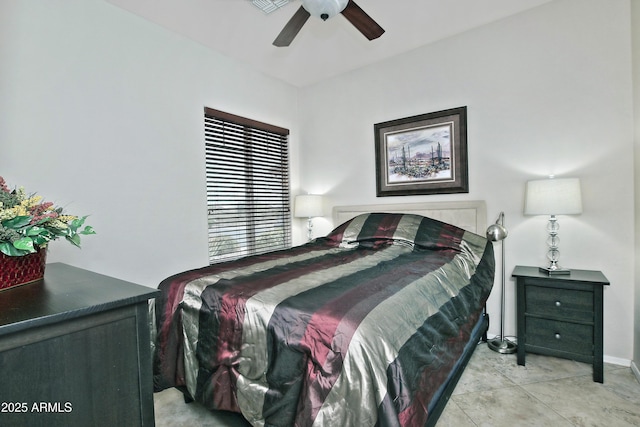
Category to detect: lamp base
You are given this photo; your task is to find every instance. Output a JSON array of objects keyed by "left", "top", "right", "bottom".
[
  {"left": 306, "top": 217, "right": 314, "bottom": 242},
  {"left": 487, "top": 338, "right": 517, "bottom": 354},
  {"left": 539, "top": 266, "right": 571, "bottom": 276}
]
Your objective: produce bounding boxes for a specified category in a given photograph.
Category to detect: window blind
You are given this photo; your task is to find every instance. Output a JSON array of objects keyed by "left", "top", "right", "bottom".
[{"left": 204, "top": 107, "right": 291, "bottom": 263}]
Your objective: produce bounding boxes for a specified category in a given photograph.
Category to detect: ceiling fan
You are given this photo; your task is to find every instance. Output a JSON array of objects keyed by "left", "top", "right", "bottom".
[{"left": 273, "top": 0, "right": 385, "bottom": 47}]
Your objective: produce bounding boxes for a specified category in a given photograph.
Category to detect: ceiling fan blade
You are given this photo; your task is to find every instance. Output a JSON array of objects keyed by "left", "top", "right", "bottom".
[
  {"left": 340, "top": 0, "right": 385, "bottom": 41},
  {"left": 273, "top": 6, "right": 311, "bottom": 47}
]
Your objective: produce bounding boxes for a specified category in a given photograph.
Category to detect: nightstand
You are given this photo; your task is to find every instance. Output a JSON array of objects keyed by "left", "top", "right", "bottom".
[{"left": 512, "top": 265, "right": 609, "bottom": 383}]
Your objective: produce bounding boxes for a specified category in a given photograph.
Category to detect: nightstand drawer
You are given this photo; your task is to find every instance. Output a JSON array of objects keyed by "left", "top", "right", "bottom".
[
  {"left": 526, "top": 317, "right": 593, "bottom": 356},
  {"left": 525, "top": 285, "right": 593, "bottom": 322}
]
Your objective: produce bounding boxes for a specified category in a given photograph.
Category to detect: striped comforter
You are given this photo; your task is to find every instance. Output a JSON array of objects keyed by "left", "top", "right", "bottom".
[{"left": 153, "top": 213, "right": 495, "bottom": 426}]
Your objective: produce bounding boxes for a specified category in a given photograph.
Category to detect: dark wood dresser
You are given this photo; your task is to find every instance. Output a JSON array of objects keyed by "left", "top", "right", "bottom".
[
  {"left": 513, "top": 265, "right": 609, "bottom": 383},
  {"left": 0, "top": 263, "right": 160, "bottom": 426}
]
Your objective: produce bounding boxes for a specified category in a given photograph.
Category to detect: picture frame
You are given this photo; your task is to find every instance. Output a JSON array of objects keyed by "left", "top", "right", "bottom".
[{"left": 374, "top": 106, "right": 468, "bottom": 197}]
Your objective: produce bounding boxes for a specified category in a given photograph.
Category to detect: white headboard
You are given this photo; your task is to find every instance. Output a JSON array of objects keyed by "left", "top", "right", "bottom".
[{"left": 332, "top": 201, "right": 487, "bottom": 235}]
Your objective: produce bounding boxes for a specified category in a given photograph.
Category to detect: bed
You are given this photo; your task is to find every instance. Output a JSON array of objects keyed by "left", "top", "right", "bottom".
[{"left": 152, "top": 201, "right": 495, "bottom": 426}]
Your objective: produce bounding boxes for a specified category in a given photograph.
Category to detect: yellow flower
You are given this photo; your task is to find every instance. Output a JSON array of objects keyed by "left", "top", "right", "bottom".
[
  {"left": 21, "top": 195, "right": 42, "bottom": 209},
  {"left": 16, "top": 187, "right": 26, "bottom": 201},
  {"left": 48, "top": 219, "right": 68, "bottom": 229},
  {"left": 14, "top": 205, "right": 28, "bottom": 216},
  {"left": 0, "top": 207, "right": 18, "bottom": 221}
]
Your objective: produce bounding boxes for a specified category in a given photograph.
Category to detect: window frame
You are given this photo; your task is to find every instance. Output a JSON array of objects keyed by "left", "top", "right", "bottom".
[{"left": 204, "top": 107, "right": 291, "bottom": 263}]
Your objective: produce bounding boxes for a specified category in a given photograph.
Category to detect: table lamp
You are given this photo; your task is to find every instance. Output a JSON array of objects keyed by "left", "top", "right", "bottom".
[
  {"left": 524, "top": 177, "right": 582, "bottom": 275},
  {"left": 294, "top": 194, "right": 323, "bottom": 241}
]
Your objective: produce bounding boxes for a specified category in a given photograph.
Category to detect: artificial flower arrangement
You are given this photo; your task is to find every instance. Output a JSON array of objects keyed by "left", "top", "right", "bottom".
[{"left": 0, "top": 176, "right": 95, "bottom": 257}]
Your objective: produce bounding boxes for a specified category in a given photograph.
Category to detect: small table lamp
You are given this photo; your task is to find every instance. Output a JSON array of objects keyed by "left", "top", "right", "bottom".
[
  {"left": 294, "top": 194, "right": 323, "bottom": 241},
  {"left": 524, "top": 177, "right": 582, "bottom": 275}
]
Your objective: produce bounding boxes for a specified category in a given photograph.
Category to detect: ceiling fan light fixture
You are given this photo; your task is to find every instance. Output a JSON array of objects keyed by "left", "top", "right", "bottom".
[{"left": 302, "top": 0, "right": 348, "bottom": 20}]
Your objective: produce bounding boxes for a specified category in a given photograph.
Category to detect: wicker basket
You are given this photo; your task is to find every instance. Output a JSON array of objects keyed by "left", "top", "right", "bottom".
[{"left": 0, "top": 249, "right": 47, "bottom": 291}]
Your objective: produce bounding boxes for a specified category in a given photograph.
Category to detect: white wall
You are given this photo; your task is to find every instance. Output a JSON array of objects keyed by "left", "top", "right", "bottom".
[
  {"left": 633, "top": 0, "right": 640, "bottom": 372},
  {"left": 298, "top": 0, "right": 635, "bottom": 362},
  {"left": 0, "top": 0, "right": 301, "bottom": 287}
]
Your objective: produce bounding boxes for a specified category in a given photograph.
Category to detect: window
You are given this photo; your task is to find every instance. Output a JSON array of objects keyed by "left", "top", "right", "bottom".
[{"left": 204, "top": 107, "right": 291, "bottom": 263}]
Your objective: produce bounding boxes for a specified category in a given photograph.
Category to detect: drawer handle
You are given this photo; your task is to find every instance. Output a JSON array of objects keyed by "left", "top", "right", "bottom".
[
  {"left": 554, "top": 333, "right": 561, "bottom": 340},
  {"left": 555, "top": 301, "right": 562, "bottom": 307}
]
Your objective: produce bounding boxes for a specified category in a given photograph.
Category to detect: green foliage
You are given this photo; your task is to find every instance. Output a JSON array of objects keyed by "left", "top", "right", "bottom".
[{"left": 0, "top": 176, "right": 96, "bottom": 257}]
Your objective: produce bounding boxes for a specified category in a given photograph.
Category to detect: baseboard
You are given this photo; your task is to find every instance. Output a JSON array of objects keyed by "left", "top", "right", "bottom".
[
  {"left": 631, "top": 361, "right": 640, "bottom": 383},
  {"left": 478, "top": 340, "right": 634, "bottom": 371},
  {"left": 604, "top": 355, "right": 631, "bottom": 367}
]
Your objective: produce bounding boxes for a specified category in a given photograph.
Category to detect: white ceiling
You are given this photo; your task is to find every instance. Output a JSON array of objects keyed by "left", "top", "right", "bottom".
[{"left": 105, "top": 0, "right": 553, "bottom": 87}]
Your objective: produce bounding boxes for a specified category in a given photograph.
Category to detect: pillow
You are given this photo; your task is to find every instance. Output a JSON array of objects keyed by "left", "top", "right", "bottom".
[{"left": 324, "top": 212, "right": 467, "bottom": 251}]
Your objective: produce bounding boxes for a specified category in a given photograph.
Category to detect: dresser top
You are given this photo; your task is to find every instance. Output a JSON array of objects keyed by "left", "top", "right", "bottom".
[
  {"left": 0, "top": 263, "right": 159, "bottom": 335},
  {"left": 512, "top": 265, "right": 609, "bottom": 285}
]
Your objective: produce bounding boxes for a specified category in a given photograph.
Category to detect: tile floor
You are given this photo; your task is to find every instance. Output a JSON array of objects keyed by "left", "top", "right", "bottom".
[{"left": 154, "top": 343, "right": 640, "bottom": 426}]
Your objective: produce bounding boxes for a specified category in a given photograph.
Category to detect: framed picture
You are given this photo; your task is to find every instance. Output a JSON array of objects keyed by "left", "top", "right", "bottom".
[{"left": 374, "top": 106, "right": 468, "bottom": 197}]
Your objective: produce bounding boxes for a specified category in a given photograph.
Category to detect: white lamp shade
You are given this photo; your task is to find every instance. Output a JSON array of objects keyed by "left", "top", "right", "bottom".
[
  {"left": 294, "top": 194, "right": 323, "bottom": 218},
  {"left": 524, "top": 177, "right": 582, "bottom": 215},
  {"left": 302, "top": 0, "right": 348, "bottom": 19}
]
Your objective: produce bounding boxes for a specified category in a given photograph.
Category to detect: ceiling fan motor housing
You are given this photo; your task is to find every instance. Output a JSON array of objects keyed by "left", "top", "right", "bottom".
[{"left": 302, "top": 0, "right": 349, "bottom": 20}]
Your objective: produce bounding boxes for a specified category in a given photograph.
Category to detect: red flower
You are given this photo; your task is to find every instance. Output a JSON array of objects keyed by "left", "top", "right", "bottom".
[{"left": 0, "top": 177, "right": 9, "bottom": 193}]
